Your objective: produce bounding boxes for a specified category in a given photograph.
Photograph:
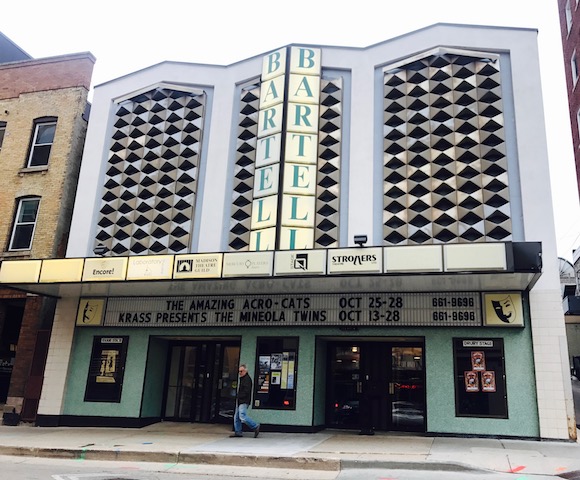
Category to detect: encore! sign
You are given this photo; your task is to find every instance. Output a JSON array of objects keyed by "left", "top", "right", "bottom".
[{"left": 251, "top": 46, "right": 322, "bottom": 251}]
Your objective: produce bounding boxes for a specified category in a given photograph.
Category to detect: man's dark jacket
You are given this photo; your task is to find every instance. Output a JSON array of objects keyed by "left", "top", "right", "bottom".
[{"left": 237, "top": 374, "right": 252, "bottom": 405}]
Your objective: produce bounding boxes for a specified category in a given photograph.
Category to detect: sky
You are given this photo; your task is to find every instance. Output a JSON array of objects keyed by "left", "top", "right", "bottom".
[{"left": 2, "top": 0, "right": 580, "bottom": 260}]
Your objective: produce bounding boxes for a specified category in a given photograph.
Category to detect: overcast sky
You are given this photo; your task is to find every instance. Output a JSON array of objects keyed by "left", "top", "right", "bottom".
[{"left": 3, "top": 0, "right": 579, "bottom": 260}]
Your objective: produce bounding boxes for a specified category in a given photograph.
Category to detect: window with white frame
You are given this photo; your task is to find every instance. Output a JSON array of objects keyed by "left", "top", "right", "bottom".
[
  {"left": 9, "top": 197, "right": 40, "bottom": 251},
  {"left": 27, "top": 119, "right": 56, "bottom": 167},
  {"left": 567, "top": 0, "right": 573, "bottom": 32},
  {"left": 0, "top": 122, "right": 6, "bottom": 150}
]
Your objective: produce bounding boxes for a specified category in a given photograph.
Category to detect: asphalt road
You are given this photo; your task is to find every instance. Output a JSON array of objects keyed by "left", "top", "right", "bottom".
[
  {"left": 0, "top": 455, "right": 337, "bottom": 480},
  {"left": 336, "top": 469, "right": 559, "bottom": 480}
]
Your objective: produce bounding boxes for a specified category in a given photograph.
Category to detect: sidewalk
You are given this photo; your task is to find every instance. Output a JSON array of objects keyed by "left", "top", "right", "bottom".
[{"left": 0, "top": 422, "right": 579, "bottom": 477}]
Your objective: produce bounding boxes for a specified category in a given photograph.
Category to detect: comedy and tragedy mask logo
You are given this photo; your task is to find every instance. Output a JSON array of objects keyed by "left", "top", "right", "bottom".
[{"left": 491, "top": 295, "right": 516, "bottom": 323}]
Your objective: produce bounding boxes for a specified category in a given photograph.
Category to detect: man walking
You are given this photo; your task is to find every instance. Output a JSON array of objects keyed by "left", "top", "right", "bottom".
[{"left": 231, "top": 364, "right": 260, "bottom": 438}]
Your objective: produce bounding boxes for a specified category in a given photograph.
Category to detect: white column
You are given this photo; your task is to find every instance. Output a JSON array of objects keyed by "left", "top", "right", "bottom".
[
  {"left": 530, "top": 289, "right": 577, "bottom": 440},
  {"left": 37, "top": 296, "right": 78, "bottom": 416}
]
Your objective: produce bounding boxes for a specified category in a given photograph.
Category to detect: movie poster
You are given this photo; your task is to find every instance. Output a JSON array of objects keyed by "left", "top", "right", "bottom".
[
  {"left": 471, "top": 351, "right": 486, "bottom": 371},
  {"left": 464, "top": 371, "right": 479, "bottom": 392},
  {"left": 258, "top": 355, "right": 271, "bottom": 393},
  {"left": 481, "top": 371, "right": 496, "bottom": 392}
]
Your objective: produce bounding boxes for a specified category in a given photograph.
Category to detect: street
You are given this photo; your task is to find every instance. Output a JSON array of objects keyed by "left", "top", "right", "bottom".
[
  {"left": 0, "top": 455, "right": 337, "bottom": 480},
  {"left": 336, "top": 469, "right": 564, "bottom": 479},
  {"left": 0, "top": 454, "right": 575, "bottom": 480}
]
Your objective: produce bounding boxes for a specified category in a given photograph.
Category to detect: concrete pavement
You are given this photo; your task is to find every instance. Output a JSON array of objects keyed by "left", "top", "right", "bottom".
[{"left": 0, "top": 422, "right": 579, "bottom": 477}]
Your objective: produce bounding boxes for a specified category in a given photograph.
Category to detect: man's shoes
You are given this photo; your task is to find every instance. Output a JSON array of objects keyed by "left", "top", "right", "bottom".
[
  {"left": 254, "top": 425, "right": 260, "bottom": 438},
  {"left": 229, "top": 433, "right": 243, "bottom": 437}
]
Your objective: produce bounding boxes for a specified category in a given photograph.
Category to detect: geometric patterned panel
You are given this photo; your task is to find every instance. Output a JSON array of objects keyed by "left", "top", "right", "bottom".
[
  {"left": 383, "top": 52, "right": 511, "bottom": 245},
  {"left": 228, "top": 84, "right": 260, "bottom": 251},
  {"left": 95, "top": 87, "right": 205, "bottom": 255},
  {"left": 315, "top": 77, "right": 342, "bottom": 248}
]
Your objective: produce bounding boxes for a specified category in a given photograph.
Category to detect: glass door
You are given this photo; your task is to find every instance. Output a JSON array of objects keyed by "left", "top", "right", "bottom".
[
  {"left": 390, "top": 346, "right": 425, "bottom": 431},
  {"left": 163, "top": 341, "right": 240, "bottom": 423},
  {"left": 327, "top": 344, "right": 361, "bottom": 427},
  {"left": 326, "top": 341, "right": 425, "bottom": 432},
  {"left": 164, "top": 345, "right": 198, "bottom": 419}
]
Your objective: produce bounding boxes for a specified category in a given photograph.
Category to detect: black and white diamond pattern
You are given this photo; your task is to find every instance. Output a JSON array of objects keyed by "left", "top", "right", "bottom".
[
  {"left": 95, "top": 87, "right": 205, "bottom": 255},
  {"left": 229, "top": 84, "right": 260, "bottom": 251},
  {"left": 383, "top": 52, "right": 511, "bottom": 245},
  {"left": 316, "top": 77, "right": 342, "bottom": 248}
]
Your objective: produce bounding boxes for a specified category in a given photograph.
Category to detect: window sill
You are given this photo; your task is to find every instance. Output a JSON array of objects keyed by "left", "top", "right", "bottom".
[
  {"left": 0, "top": 251, "right": 32, "bottom": 260},
  {"left": 18, "top": 166, "right": 48, "bottom": 175}
]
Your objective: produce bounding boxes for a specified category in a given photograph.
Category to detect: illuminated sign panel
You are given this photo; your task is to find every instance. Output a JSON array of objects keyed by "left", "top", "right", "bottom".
[
  {"left": 328, "top": 248, "right": 383, "bottom": 274},
  {"left": 274, "top": 249, "right": 326, "bottom": 275},
  {"left": 40, "top": 258, "right": 84, "bottom": 283},
  {"left": 83, "top": 257, "right": 128, "bottom": 281},
  {"left": 0, "top": 260, "right": 41, "bottom": 283},
  {"left": 173, "top": 253, "right": 223, "bottom": 279},
  {"left": 260, "top": 75, "right": 285, "bottom": 109},
  {"left": 483, "top": 292, "right": 524, "bottom": 327},
  {"left": 250, "top": 46, "right": 321, "bottom": 251},
  {"left": 261, "top": 48, "right": 287, "bottom": 81},
  {"left": 222, "top": 251, "right": 274, "bottom": 277},
  {"left": 251, "top": 195, "right": 278, "bottom": 230},
  {"left": 256, "top": 134, "right": 282, "bottom": 168},
  {"left": 126, "top": 255, "right": 174, "bottom": 280},
  {"left": 253, "top": 164, "right": 280, "bottom": 199},
  {"left": 279, "top": 227, "right": 314, "bottom": 250},
  {"left": 284, "top": 133, "right": 317, "bottom": 164},
  {"left": 258, "top": 103, "right": 284, "bottom": 138},
  {"left": 76, "top": 298, "right": 106, "bottom": 326},
  {"left": 250, "top": 227, "right": 276, "bottom": 251}
]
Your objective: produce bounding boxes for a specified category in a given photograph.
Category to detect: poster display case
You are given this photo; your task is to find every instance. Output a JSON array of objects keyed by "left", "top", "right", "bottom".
[
  {"left": 453, "top": 338, "right": 507, "bottom": 418},
  {"left": 84, "top": 336, "right": 129, "bottom": 402},
  {"left": 254, "top": 337, "right": 298, "bottom": 410}
]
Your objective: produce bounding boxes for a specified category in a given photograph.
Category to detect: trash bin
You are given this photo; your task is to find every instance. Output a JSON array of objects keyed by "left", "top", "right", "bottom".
[{"left": 2, "top": 408, "right": 20, "bottom": 426}]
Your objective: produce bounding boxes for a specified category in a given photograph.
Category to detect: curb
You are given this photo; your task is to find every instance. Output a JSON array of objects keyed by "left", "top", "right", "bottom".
[
  {"left": 341, "top": 459, "right": 489, "bottom": 473},
  {"left": 2, "top": 445, "right": 580, "bottom": 477},
  {"left": 0, "top": 447, "right": 341, "bottom": 471}
]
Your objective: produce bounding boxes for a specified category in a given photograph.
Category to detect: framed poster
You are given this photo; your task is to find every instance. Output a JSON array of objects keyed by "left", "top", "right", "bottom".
[
  {"left": 254, "top": 337, "right": 298, "bottom": 410},
  {"left": 453, "top": 338, "right": 507, "bottom": 418},
  {"left": 471, "top": 351, "right": 486, "bottom": 371},
  {"left": 84, "top": 336, "right": 129, "bottom": 402}
]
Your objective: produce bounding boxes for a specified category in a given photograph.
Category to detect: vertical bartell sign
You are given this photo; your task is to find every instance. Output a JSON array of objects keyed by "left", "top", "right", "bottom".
[{"left": 251, "top": 47, "right": 322, "bottom": 251}]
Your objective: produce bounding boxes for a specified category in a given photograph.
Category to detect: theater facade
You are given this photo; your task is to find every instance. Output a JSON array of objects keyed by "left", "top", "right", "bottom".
[{"left": 0, "top": 23, "right": 575, "bottom": 440}]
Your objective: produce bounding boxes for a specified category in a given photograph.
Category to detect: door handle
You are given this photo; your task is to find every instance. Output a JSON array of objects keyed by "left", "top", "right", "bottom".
[{"left": 389, "top": 382, "right": 394, "bottom": 395}]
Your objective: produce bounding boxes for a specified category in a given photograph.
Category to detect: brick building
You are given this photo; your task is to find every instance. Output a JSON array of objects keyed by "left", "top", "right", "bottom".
[
  {"left": 556, "top": 0, "right": 580, "bottom": 386},
  {"left": 558, "top": 0, "right": 580, "bottom": 190},
  {"left": 0, "top": 40, "right": 95, "bottom": 421}
]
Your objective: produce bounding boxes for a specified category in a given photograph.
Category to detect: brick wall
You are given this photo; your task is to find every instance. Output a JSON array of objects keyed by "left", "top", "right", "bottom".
[
  {"left": 0, "top": 54, "right": 95, "bottom": 100},
  {"left": 0, "top": 86, "right": 90, "bottom": 258}
]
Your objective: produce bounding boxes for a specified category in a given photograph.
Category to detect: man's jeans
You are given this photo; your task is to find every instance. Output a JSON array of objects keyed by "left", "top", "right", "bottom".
[{"left": 234, "top": 403, "right": 259, "bottom": 433}]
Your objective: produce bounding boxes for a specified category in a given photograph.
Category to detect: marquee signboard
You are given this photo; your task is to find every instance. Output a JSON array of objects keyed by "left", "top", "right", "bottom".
[{"left": 96, "top": 292, "right": 487, "bottom": 328}]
